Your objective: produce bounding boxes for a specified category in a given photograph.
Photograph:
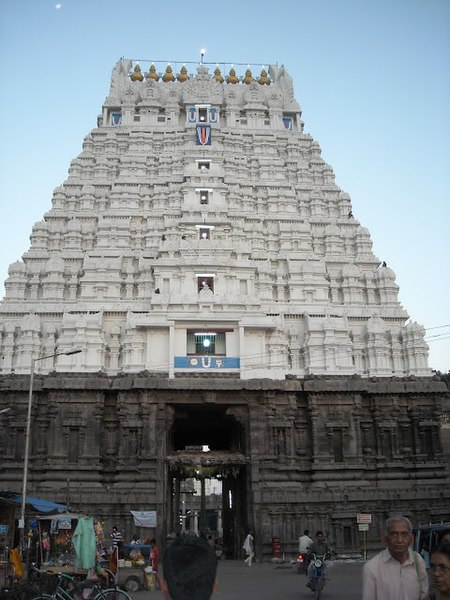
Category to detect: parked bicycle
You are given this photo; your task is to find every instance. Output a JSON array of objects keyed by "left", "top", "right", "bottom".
[
  {"left": 29, "top": 568, "right": 130, "bottom": 600},
  {"left": 0, "top": 565, "right": 58, "bottom": 600}
]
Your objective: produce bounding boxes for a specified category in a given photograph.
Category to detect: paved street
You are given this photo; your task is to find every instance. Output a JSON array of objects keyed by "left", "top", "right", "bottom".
[{"left": 131, "top": 559, "right": 364, "bottom": 600}]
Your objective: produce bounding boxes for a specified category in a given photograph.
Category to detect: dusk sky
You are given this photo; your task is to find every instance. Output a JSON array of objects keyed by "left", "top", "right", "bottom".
[{"left": 0, "top": 0, "right": 449, "bottom": 371}]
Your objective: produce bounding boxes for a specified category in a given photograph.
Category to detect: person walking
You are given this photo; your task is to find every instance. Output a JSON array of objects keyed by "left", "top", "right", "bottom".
[
  {"left": 362, "top": 514, "right": 428, "bottom": 600},
  {"left": 161, "top": 534, "right": 217, "bottom": 600},
  {"left": 111, "top": 526, "right": 124, "bottom": 558},
  {"left": 243, "top": 532, "right": 255, "bottom": 567}
]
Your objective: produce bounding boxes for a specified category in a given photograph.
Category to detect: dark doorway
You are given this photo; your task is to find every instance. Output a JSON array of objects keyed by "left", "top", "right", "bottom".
[
  {"left": 166, "top": 404, "right": 248, "bottom": 558},
  {"left": 169, "top": 404, "right": 243, "bottom": 452}
]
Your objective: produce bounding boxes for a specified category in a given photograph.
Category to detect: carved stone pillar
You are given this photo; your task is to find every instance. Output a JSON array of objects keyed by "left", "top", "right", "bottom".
[
  {"left": 174, "top": 477, "right": 181, "bottom": 535},
  {"left": 217, "top": 509, "right": 223, "bottom": 536},
  {"left": 199, "top": 477, "right": 207, "bottom": 535},
  {"left": 309, "top": 401, "right": 320, "bottom": 463}
]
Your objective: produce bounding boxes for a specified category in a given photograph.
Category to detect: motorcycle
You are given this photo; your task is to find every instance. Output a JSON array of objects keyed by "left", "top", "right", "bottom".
[
  {"left": 309, "top": 553, "right": 327, "bottom": 599},
  {"left": 296, "top": 551, "right": 308, "bottom": 574}
]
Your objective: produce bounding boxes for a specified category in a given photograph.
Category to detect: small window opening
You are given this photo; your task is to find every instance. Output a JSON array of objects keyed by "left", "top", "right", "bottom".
[
  {"left": 198, "top": 161, "right": 210, "bottom": 170},
  {"left": 197, "top": 276, "right": 214, "bottom": 292},
  {"left": 199, "top": 108, "right": 208, "bottom": 122},
  {"left": 199, "top": 228, "right": 210, "bottom": 240},
  {"left": 199, "top": 190, "right": 209, "bottom": 205},
  {"left": 187, "top": 330, "right": 227, "bottom": 356}
]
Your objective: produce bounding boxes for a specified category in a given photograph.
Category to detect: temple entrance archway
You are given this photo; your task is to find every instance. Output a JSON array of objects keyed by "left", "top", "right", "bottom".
[{"left": 165, "top": 403, "right": 249, "bottom": 558}]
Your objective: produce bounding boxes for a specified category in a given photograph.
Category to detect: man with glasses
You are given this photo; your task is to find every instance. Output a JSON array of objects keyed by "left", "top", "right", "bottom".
[{"left": 362, "top": 514, "right": 429, "bottom": 600}]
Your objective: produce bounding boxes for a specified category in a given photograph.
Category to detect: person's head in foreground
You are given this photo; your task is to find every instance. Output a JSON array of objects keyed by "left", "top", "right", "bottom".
[
  {"left": 430, "top": 541, "right": 450, "bottom": 599},
  {"left": 382, "top": 515, "right": 413, "bottom": 563},
  {"left": 162, "top": 534, "right": 218, "bottom": 600}
]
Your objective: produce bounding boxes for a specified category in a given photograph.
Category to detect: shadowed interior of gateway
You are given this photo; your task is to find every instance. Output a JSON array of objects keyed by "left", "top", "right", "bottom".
[
  {"left": 170, "top": 404, "right": 244, "bottom": 451},
  {"left": 168, "top": 404, "right": 247, "bottom": 557}
]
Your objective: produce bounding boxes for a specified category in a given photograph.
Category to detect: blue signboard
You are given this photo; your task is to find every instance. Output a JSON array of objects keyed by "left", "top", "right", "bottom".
[{"left": 175, "top": 356, "right": 240, "bottom": 369}]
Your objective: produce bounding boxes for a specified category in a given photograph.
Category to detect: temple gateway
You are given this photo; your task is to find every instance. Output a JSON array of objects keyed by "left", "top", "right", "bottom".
[{"left": 0, "top": 58, "right": 448, "bottom": 558}]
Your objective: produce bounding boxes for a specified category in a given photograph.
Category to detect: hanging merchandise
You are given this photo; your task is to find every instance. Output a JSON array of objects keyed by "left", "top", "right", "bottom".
[{"left": 72, "top": 517, "right": 96, "bottom": 570}]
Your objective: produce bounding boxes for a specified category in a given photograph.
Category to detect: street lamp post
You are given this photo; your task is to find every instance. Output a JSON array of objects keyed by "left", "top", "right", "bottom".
[{"left": 19, "top": 348, "right": 81, "bottom": 553}]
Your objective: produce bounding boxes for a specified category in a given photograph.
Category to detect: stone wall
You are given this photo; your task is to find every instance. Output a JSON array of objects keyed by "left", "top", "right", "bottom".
[{"left": 0, "top": 373, "right": 448, "bottom": 558}]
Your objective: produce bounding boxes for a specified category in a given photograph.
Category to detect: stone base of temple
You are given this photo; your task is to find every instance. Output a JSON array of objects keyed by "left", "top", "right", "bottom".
[{"left": 0, "top": 373, "right": 448, "bottom": 557}]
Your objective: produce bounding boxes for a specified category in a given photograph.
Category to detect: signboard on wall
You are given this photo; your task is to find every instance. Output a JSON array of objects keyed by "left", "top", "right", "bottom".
[
  {"left": 131, "top": 511, "right": 157, "bottom": 528},
  {"left": 357, "top": 513, "right": 372, "bottom": 524},
  {"left": 174, "top": 356, "right": 240, "bottom": 369}
]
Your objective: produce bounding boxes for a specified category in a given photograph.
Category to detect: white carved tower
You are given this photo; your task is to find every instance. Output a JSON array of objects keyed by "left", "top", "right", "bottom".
[{"left": 0, "top": 59, "right": 431, "bottom": 379}]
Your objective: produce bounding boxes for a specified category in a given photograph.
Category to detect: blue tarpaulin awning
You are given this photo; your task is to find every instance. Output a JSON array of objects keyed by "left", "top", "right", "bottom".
[{"left": 6, "top": 494, "right": 67, "bottom": 513}]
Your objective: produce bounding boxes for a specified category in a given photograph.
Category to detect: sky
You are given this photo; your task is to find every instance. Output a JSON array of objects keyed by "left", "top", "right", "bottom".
[{"left": 0, "top": 0, "right": 449, "bottom": 372}]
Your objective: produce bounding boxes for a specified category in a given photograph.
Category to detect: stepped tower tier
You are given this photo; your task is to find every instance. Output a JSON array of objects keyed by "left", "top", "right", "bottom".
[{"left": 0, "top": 60, "right": 430, "bottom": 378}]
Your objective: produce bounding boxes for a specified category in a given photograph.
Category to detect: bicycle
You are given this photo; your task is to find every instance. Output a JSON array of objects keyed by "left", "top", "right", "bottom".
[
  {"left": 0, "top": 565, "right": 59, "bottom": 600},
  {"left": 29, "top": 568, "right": 131, "bottom": 600}
]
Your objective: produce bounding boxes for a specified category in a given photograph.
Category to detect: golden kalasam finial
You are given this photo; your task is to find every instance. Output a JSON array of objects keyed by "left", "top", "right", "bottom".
[
  {"left": 243, "top": 68, "right": 254, "bottom": 84},
  {"left": 214, "top": 66, "right": 224, "bottom": 83},
  {"left": 130, "top": 64, "right": 144, "bottom": 82},
  {"left": 146, "top": 64, "right": 159, "bottom": 81},
  {"left": 162, "top": 64, "right": 175, "bottom": 82},
  {"left": 258, "top": 68, "right": 270, "bottom": 85},
  {"left": 226, "top": 67, "right": 239, "bottom": 84},
  {"left": 177, "top": 65, "right": 189, "bottom": 82}
]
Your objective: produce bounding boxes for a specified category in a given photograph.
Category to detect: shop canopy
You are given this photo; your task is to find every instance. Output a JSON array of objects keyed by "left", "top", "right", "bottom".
[{"left": 0, "top": 492, "right": 67, "bottom": 513}]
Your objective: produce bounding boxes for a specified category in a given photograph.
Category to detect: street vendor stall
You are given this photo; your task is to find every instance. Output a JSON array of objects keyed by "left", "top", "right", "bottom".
[
  {"left": 35, "top": 515, "right": 152, "bottom": 591},
  {"left": 118, "top": 544, "right": 151, "bottom": 592},
  {"left": 36, "top": 513, "right": 106, "bottom": 576},
  {"left": 0, "top": 491, "right": 68, "bottom": 586}
]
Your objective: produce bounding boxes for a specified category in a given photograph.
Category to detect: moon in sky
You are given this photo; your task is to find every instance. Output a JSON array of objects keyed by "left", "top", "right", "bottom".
[{"left": 55, "top": 3, "right": 62, "bottom": 8}]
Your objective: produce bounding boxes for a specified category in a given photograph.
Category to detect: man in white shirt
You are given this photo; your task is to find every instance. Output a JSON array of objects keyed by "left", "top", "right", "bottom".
[
  {"left": 298, "top": 529, "right": 313, "bottom": 552},
  {"left": 362, "top": 515, "right": 428, "bottom": 600}
]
